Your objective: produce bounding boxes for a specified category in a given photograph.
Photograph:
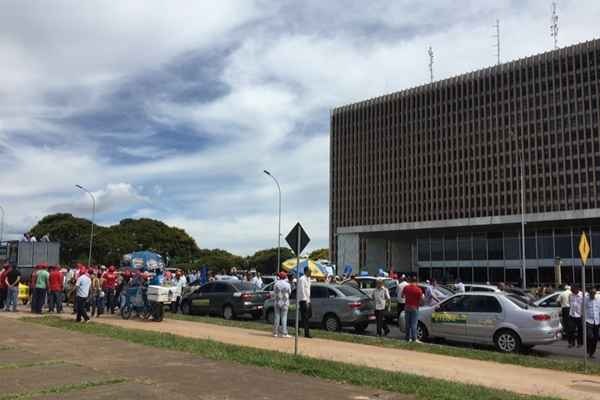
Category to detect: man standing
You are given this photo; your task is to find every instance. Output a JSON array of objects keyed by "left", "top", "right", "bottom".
[
  {"left": 273, "top": 272, "right": 291, "bottom": 338},
  {"left": 297, "top": 267, "right": 312, "bottom": 338},
  {"left": 371, "top": 278, "right": 391, "bottom": 337},
  {"left": 48, "top": 265, "right": 64, "bottom": 313},
  {"left": 558, "top": 285, "right": 572, "bottom": 334},
  {"left": 75, "top": 268, "right": 91, "bottom": 323},
  {"left": 403, "top": 276, "right": 424, "bottom": 342},
  {"left": 34, "top": 264, "right": 49, "bottom": 314},
  {"left": 4, "top": 265, "right": 20, "bottom": 312},
  {"left": 0, "top": 264, "right": 8, "bottom": 310},
  {"left": 102, "top": 266, "right": 117, "bottom": 314},
  {"left": 172, "top": 270, "right": 187, "bottom": 313},
  {"left": 568, "top": 286, "right": 584, "bottom": 348},
  {"left": 455, "top": 278, "right": 465, "bottom": 293},
  {"left": 586, "top": 287, "right": 600, "bottom": 358},
  {"left": 396, "top": 274, "right": 409, "bottom": 324}
]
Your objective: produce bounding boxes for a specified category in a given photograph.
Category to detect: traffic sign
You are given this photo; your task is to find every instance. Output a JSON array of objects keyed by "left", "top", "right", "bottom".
[
  {"left": 579, "top": 232, "right": 591, "bottom": 266},
  {"left": 285, "top": 222, "right": 310, "bottom": 256}
]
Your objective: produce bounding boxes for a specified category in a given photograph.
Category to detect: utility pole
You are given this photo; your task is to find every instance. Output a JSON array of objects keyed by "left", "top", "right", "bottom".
[
  {"left": 493, "top": 19, "right": 501, "bottom": 65},
  {"left": 551, "top": 2, "right": 559, "bottom": 50},
  {"left": 428, "top": 46, "right": 434, "bottom": 83}
]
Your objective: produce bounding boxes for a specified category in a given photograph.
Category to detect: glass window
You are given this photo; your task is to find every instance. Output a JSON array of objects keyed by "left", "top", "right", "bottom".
[
  {"left": 199, "top": 283, "right": 215, "bottom": 293},
  {"left": 504, "top": 233, "right": 520, "bottom": 260},
  {"left": 464, "top": 295, "right": 502, "bottom": 313},
  {"left": 458, "top": 235, "right": 472, "bottom": 260},
  {"left": 473, "top": 234, "right": 487, "bottom": 260},
  {"left": 337, "top": 286, "right": 368, "bottom": 298},
  {"left": 525, "top": 235, "right": 537, "bottom": 259},
  {"left": 538, "top": 231, "right": 554, "bottom": 259},
  {"left": 311, "top": 286, "right": 329, "bottom": 299},
  {"left": 555, "top": 231, "right": 572, "bottom": 258},
  {"left": 487, "top": 232, "right": 503, "bottom": 259},
  {"left": 431, "top": 237, "right": 443, "bottom": 261},
  {"left": 444, "top": 236, "right": 458, "bottom": 260},
  {"left": 592, "top": 228, "right": 600, "bottom": 258},
  {"left": 418, "top": 238, "right": 430, "bottom": 261},
  {"left": 438, "top": 295, "right": 467, "bottom": 312}
]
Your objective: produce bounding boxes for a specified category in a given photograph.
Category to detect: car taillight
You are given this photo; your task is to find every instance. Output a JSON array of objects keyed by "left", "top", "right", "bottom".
[
  {"left": 349, "top": 302, "right": 362, "bottom": 309},
  {"left": 533, "top": 314, "right": 551, "bottom": 321},
  {"left": 241, "top": 293, "right": 253, "bottom": 301}
]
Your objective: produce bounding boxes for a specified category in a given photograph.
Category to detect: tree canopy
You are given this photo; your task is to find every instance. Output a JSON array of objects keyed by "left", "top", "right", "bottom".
[{"left": 308, "top": 248, "right": 329, "bottom": 261}]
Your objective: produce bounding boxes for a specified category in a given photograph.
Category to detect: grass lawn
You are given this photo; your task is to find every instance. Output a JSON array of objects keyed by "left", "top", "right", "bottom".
[
  {"left": 167, "top": 312, "right": 599, "bottom": 376},
  {"left": 26, "top": 316, "right": 558, "bottom": 400}
]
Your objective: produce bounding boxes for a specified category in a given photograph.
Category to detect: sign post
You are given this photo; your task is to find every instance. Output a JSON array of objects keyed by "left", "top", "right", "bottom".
[
  {"left": 285, "top": 222, "right": 310, "bottom": 356},
  {"left": 579, "top": 231, "right": 591, "bottom": 369}
]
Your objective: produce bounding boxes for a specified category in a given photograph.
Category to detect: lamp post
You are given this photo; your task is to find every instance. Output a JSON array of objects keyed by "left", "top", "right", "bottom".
[
  {"left": 510, "top": 131, "right": 527, "bottom": 290},
  {"left": 76, "top": 185, "right": 96, "bottom": 268},
  {"left": 0, "top": 205, "right": 4, "bottom": 243},
  {"left": 264, "top": 170, "right": 282, "bottom": 274}
]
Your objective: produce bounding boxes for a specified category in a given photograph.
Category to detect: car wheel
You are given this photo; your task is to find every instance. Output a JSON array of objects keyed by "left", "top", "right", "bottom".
[
  {"left": 323, "top": 314, "right": 341, "bottom": 332},
  {"left": 417, "top": 322, "right": 429, "bottom": 341},
  {"left": 354, "top": 322, "right": 368, "bottom": 334},
  {"left": 120, "top": 305, "right": 132, "bottom": 320},
  {"left": 180, "top": 301, "right": 191, "bottom": 315},
  {"left": 223, "top": 305, "right": 235, "bottom": 320},
  {"left": 266, "top": 309, "right": 274, "bottom": 324},
  {"left": 494, "top": 329, "right": 521, "bottom": 353}
]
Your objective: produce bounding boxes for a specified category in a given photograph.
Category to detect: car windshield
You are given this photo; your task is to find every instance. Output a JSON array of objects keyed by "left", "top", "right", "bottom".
[
  {"left": 505, "top": 294, "right": 529, "bottom": 309},
  {"left": 384, "top": 280, "right": 397, "bottom": 289},
  {"left": 435, "top": 286, "right": 453, "bottom": 297},
  {"left": 337, "top": 285, "right": 368, "bottom": 298}
]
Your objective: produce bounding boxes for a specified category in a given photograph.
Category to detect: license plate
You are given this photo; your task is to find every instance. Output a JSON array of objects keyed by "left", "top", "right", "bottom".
[{"left": 257, "top": 306, "right": 263, "bottom": 309}]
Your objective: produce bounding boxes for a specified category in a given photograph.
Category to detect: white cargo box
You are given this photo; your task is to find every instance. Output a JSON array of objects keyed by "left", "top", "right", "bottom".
[{"left": 147, "top": 285, "right": 181, "bottom": 303}]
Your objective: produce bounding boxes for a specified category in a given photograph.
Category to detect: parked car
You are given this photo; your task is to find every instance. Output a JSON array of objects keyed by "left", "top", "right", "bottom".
[
  {"left": 463, "top": 284, "right": 502, "bottom": 293},
  {"left": 342, "top": 276, "right": 396, "bottom": 295},
  {"left": 264, "top": 283, "right": 375, "bottom": 333},
  {"left": 180, "top": 281, "right": 270, "bottom": 320},
  {"left": 533, "top": 291, "right": 564, "bottom": 314},
  {"left": 503, "top": 287, "right": 537, "bottom": 305},
  {"left": 399, "top": 292, "right": 562, "bottom": 353},
  {"left": 386, "top": 283, "right": 453, "bottom": 323},
  {"left": 260, "top": 275, "right": 276, "bottom": 287}
]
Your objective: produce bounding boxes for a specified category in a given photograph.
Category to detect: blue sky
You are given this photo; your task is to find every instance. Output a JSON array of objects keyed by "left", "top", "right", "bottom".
[{"left": 1, "top": 0, "right": 599, "bottom": 255}]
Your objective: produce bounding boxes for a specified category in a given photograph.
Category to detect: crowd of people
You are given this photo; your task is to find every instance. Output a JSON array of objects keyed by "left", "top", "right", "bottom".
[{"left": 556, "top": 284, "right": 600, "bottom": 358}]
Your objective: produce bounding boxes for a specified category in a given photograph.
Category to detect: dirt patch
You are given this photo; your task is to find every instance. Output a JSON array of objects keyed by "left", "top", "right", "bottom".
[{"left": 1, "top": 317, "right": 407, "bottom": 400}]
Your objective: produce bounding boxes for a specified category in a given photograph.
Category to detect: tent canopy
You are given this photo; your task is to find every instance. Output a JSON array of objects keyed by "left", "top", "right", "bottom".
[{"left": 281, "top": 258, "right": 327, "bottom": 278}]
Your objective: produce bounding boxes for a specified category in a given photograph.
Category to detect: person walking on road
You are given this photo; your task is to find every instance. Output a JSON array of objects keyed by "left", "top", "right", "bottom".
[
  {"left": 273, "top": 272, "right": 292, "bottom": 338},
  {"left": 568, "top": 286, "right": 584, "bottom": 348},
  {"left": 298, "top": 267, "right": 312, "bottom": 338},
  {"left": 586, "top": 287, "right": 600, "bottom": 358},
  {"left": 48, "top": 265, "right": 64, "bottom": 313},
  {"left": 558, "top": 285, "right": 571, "bottom": 334},
  {"left": 396, "top": 274, "right": 408, "bottom": 325},
  {"left": 102, "top": 266, "right": 118, "bottom": 314},
  {"left": 4, "top": 264, "right": 20, "bottom": 312},
  {"left": 75, "top": 268, "right": 91, "bottom": 323},
  {"left": 371, "top": 278, "right": 391, "bottom": 337},
  {"left": 403, "top": 276, "right": 424, "bottom": 343},
  {"left": 33, "top": 264, "right": 49, "bottom": 314}
]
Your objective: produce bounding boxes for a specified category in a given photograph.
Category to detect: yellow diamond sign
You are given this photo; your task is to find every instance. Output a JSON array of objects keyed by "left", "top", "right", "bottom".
[{"left": 579, "top": 232, "right": 591, "bottom": 266}]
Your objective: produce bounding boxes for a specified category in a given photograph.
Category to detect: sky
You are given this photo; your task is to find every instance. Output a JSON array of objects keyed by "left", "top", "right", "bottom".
[{"left": 1, "top": 0, "right": 599, "bottom": 256}]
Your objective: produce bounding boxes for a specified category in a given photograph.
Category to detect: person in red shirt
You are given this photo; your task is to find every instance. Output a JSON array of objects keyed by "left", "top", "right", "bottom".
[
  {"left": 102, "top": 266, "right": 118, "bottom": 314},
  {"left": 48, "top": 265, "right": 64, "bottom": 313},
  {"left": 0, "top": 263, "right": 8, "bottom": 310},
  {"left": 402, "top": 276, "right": 424, "bottom": 342}
]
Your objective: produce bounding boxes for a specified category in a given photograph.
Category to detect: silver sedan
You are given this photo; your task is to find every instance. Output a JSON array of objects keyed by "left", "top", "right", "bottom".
[{"left": 399, "top": 292, "right": 562, "bottom": 353}]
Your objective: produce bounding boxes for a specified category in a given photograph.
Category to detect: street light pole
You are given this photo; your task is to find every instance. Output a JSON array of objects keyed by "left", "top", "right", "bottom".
[
  {"left": 76, "top": 185, "right": 96, "bottom": 268},
  {"left": 0, "top": 205, "right": 5, "bottom": 243},
  {"left": 264, "top": 170, "right": 282, "bottom": 274},
  {"left": 511, "top": 131, "right": 527, "bottom": 290}
]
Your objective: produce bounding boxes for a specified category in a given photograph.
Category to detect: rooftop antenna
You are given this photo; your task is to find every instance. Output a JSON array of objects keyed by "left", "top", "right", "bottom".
[
  {"left": 493, "top": 19, "right": 501, "bottom": 65},
  {"left": 428, "top": 46, "right": 434, "bottom": 83},
  {"left": 551, "top": 2, "right": 559, "bottom": 50}
]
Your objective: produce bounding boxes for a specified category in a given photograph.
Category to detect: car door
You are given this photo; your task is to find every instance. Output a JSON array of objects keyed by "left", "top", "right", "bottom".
[
  {"left": 464, "top": 295, "right": 503, "bottom": 344},
  {"left": 210, "top": 282, "right": 232, "bottom": 314},
  {"left": 430, "top": 295, "right": 468, "bottom": 339},
  {"left": 310, "top": 286, "right": 329, "bottom": 323},
  {"left": 191, "top": 283, "right": 214, "bottom": 315}
]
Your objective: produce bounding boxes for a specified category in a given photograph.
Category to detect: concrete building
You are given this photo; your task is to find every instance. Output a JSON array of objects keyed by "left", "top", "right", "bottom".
[{"left": 331, "top": 39, "right": 600, "bottom": 286}]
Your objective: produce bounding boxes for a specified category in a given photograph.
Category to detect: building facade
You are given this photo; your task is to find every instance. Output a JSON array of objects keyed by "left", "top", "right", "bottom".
[{"left": 331, "top": 39, "right": 600, "bottom": 286}]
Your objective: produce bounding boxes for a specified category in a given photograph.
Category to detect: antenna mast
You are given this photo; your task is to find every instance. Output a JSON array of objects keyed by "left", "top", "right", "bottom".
[
  {"left": 428, "top": 46, "right": 434, "bottom": 83},
  {"left": 551, "top": 2, "right": 559, "bottom": 50},
  {"left": 493, "top": 19, "right": 500, "bottom": 65}
]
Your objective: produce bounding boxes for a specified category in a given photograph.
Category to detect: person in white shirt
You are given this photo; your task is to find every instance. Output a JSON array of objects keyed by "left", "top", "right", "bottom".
[
  {"left": 455, "top": 279, "right": 465, "bottom": 293},
  {"left": 396, "top": 275, "right": 409, "bottom": 324},
  {"left": 272, "top": 272, "right": 292, "bottom": 337},
  {"left": 371, "top": 279, "right": 391, "bottom": 337},
  {"left": 297, "top": 267, "right": 312, "bottom": 338},
  {"left": 75, "top": 268, "right": 91, "bottom": 323},
  {"left": 586, "top": 288, "right": 600, "bottom": 358},
  {"left": 172, "top": 270, "right": 187, "bottom": 313},
  {"left": 568, "top": 286, "right": 584, "bottom": 348},
  {"left": 558, "top": 285, "right": 572, "bottom": 332},
  {"left": 251, "top": 273, "right": 263, "bottom": 291}
]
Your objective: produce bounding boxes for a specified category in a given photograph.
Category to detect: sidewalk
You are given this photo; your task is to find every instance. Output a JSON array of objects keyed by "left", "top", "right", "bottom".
[{"left": 5, "top": 311, "right": 600, "bottom": 399}]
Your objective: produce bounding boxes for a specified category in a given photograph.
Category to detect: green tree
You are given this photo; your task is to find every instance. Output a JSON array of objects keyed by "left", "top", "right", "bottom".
[
  {"left": 309, "top": 248, "right": 329, "bottom": 261},
  {"left": 247, "top": 247, "right": 294, "bottom": 274}
]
